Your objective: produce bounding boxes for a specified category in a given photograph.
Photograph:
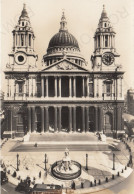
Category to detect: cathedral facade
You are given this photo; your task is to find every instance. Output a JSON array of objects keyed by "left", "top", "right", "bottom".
[{"left": 3, "top": 4, "right": 125, "bottom": 137}]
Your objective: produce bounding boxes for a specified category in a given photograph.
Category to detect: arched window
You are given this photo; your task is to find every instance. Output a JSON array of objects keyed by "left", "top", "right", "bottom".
[
  {"left": 22, "top": 22, "right": 24, "bottom": 26},
  {"left": 104, "top": 23, "right": 107, "bottom": 27}
]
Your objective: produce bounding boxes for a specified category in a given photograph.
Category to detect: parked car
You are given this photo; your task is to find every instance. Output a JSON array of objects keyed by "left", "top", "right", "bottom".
[
  {"left": 1, "top": 171, "right": 8, "bottom": 184},
  {"left": 15, "top": 180, "right": 32, "bottom": 193}
]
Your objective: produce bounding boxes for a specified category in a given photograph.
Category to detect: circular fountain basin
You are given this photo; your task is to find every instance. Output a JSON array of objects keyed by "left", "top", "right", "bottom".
[{"left": 51, "top": 160, "right": 81, "bottom": 180}]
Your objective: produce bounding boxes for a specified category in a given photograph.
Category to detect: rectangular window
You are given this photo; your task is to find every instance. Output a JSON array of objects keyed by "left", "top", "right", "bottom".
[
  {"left": 98, "top": 36, "right": 100, "bottom": 47},
  {"left": 29, "top": 34, "right": 31, "bottom": 46},
  {"left": 21, "top": 34, "right": 24, "bottom": 46},
  {"left": 89, "top": 83, "right": 93, "bottom": 97},
  {"left": 106, "top": 83, "right": 111, "bottom": 96},
  {"left": 19, "top": 83, "right": 23, "bottom": 93},
  {"left": 18, "top": 114, "right": 23, "bottom": 124}
]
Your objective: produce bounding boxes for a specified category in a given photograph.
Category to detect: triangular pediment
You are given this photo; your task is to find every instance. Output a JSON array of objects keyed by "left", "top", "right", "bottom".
[{"left": 41, "top": 59, "right": 89, "bottom": 72}]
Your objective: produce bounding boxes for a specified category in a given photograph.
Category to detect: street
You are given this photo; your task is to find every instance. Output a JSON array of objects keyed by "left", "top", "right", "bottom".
[
  {"left": 1, "top": 182, "right": 20, "bottom": 194},
  {"left": 1, "top": 171, "right": 134, "bottom": 194},
  {"left": 109, "top": 170, "right": 134, "bottom": 194}
]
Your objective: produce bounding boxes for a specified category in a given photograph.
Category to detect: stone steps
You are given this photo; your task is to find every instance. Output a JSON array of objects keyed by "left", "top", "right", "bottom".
[{"left": 11, "top": 143, "right": 119, "bottom": 152}]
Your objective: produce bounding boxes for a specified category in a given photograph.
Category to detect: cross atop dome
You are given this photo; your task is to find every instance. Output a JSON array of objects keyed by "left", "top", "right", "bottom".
[{"left": 60, "top": 10, "right": 68, "bottom": 31}]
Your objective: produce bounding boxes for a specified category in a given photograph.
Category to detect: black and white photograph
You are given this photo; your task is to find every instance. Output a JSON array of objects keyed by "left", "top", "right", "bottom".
[{"left": 0, "top": 0, "right": 134, "bottom": 193}]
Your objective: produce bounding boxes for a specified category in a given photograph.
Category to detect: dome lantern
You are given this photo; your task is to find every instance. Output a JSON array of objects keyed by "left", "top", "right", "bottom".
[{"left": 60, "top": 11, "right": 68, "bottom": 32}]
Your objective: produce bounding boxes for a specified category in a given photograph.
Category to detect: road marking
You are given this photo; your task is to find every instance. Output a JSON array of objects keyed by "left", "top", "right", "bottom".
[{"left": 2, "top": 188, "right": 8, "bottom": 192}]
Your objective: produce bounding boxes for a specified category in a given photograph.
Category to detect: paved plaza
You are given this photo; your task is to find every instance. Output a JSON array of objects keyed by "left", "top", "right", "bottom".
[{"left": 1, "top": 133, "right": 133, "bottom": 193}]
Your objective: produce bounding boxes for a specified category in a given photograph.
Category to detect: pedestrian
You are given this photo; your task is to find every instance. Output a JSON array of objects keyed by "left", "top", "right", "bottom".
[
  {"left": 39, "top": 171, "right": 41, "bottom": 178},
  {"left": 28, "top": 179, "right": 31, "bottom": 186},
  {"left": 81, "top": 181, "right": 84, "bottom": 188},
  {"left": 72, "top": 181, "right": 75, "bottom": 189}
]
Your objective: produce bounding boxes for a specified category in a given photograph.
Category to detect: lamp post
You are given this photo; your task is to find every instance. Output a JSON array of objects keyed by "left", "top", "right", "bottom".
[
  {"left": 85, "top": 154, "right": 88, "bottom": 170},
  {"left": 113, "top": 153, "right": 115, "bottom": 170},
  {"left": 16, "top": 153, "right": 19, "bottom": 171},
  {"left": 44, "top": 154, "right": 48, "bottom": 171}
]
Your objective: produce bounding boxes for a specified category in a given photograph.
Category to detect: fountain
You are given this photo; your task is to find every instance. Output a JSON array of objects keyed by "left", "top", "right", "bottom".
[{"left": 51, "top": 148, "right": 81, "bottom": 180}]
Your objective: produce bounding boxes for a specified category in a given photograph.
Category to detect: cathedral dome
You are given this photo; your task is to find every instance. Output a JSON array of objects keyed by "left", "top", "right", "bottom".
[
  {"left": 48, "top": 31, "right": 79, "bottom": 50},
  {"left": 47, "top": 12, "right": 80, "bottom": 53}
]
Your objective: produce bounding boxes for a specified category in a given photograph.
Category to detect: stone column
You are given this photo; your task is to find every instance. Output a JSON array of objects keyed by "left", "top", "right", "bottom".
[
  {"left": 33, "top": 78, "right": 36, "bottom": 97},
  {"left": 94, "top": 37, "right": 96, "bottom": 50},
  {"left": 41, "top": 77, "right": 44, "bottom": 97},
  {"left": 55, "top": 77, "right": 57, "bottom": 97},
  {"left": 108, "top": 35, "right": 109, "bottom": 47},
  {"left": 73, "top": 107, "right": 76, "bottom": 132},
  {"left": 109, "top": 35, "right": 111, "bottom": 47},
  {"left": 69, "top": 77, "right": 72, "bottom": 97},
  {"left": 24, "top": 81, "right": 27, "bottom": 97},
  {"left": 35, "top": 78, "right": 37, "bottom": 97},
  {"left": 117, "top": 106, "right": 121, "bottom": 130},
  {"left": 82, "top": 76, "right": 85, "bottom": 97},
  {"left": 86, "top": 77, "right": 89, "bottom": 97},
  {"left": 99, "top": 107, "right": 103, "bottom": 131},
  {"left": 54, "top": 107, "right": 57, "bottom": 132},
  {"left": 31, "top": 107, "right": 35, "bottom": 132},
  {"left": 14, "top": 81, "right": 16, "bottom": 98},
  {"left": 59, "top": 77, "right": 61, "bottom": 97},
  {"left": 86, "top": 107, "right": 89, "bottom": 132},
  {"left": 31, "top": 77, "right": 33, "bottom": 97},
  {"left": 28, "top": 107, "right": 31, "bottom": 132},
  {"left": 111, "top": 35, "right": 113, "bottom": 47},
  {"left": 116, "top": 78, "right": 119, "bottom": 99},
  {"left": 100, "top": 35, "right": 103, "bottom": 48},
  {"left": 95, "top": 107, "right": 98, "bottom": 131},
  {"left": 94, "top": 78, "right": 97, "bottom": 97},
  {"left": 7, "top": 78, "right": 9, "bottom": 96},
  {"left": 69, "top": 107, "right": 72, "bottom": 132},
  {"left": 16, "top": 83, "right": 19, "bottom": 97},
  {"left": 58, "top": 107, "right": 61, "bottom": 132},
  {"left": 10, "top": 79, "right": 14, "bottom": 98},
  {"left": 73, "top": 77, "right": 76, "bottom": 97},
  {"left": 45, "top": 107, "right": 49, "bottom": 132},
  {"left": 82, "top": 107, "right": 85, "bottom": 132},
  {"left": 46, "top": 76, "right": 48, "bottom": 97},
  {"left": 41, "top": 107, "right": 44, "bottom": 132}
]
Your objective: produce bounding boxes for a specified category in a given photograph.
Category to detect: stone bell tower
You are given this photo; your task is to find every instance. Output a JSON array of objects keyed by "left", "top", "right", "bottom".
[
  {"left": 91, "top": 5, "right": 121, "bottom": 72},
  {"left": 6, "top": 4, "right": 38, "bottom": 71}
]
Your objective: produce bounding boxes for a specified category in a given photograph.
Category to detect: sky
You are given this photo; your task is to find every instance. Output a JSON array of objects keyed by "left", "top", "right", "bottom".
[{"left": 0, "top": 0, "right": 134, "bottom": 93}]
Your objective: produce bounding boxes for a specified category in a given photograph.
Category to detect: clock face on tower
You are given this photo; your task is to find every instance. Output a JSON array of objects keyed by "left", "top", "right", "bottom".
[
  {"left": 102, "top": 52, "right": 114, "bottom": 66},
  {"left": 15, "top": 52, "right": 27, "bottom": 65}
]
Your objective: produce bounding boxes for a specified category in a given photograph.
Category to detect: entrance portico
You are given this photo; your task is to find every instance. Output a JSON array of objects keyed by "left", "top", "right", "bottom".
[{"left": 27, "top": 105, "right": 101, "bottom": 133}]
